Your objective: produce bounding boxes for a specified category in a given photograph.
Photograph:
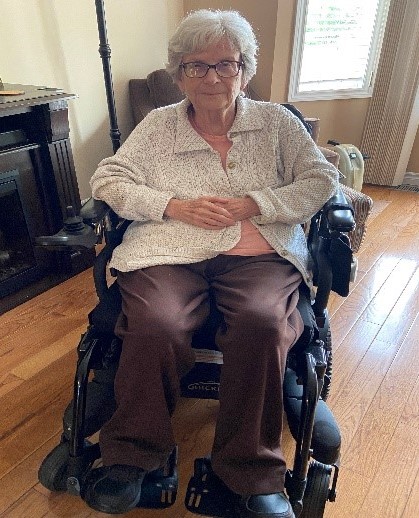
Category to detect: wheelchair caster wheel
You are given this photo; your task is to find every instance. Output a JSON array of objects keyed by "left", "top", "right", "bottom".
[
  {"left": 38, "top": 439, "right": 94, "bottom": 493},
  {"left": 38, "top": 441, "right": 71, "bottom": 491},
  {"left": 300, "top": 461, "right": 332, "bottom": 518}
]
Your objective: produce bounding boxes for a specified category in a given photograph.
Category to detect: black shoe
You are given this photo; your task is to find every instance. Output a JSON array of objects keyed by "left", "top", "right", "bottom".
[
  {"left": 236, "top": 492, "right": 295, "bottom": 518},
  {"left": 81, "top": 464, "right": 146, "bottom": 514}
]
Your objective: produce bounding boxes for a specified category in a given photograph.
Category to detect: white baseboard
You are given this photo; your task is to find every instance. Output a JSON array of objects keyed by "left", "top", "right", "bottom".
[{"left": 402, "top": 172, "right": 419, "bottom": 186}]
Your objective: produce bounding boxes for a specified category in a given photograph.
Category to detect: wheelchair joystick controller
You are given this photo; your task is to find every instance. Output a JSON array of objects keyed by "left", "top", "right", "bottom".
[
  {"left": 63, "top": 206, "right": 86, "bottom": 233},
  {"left": 35, "top": 205, "right": 100, "bottom": 250}
]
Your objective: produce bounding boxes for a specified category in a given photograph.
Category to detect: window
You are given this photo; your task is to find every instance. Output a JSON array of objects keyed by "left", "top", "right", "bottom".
[{"left": 288, "top": 0, "right": 390, "bottom": 101}]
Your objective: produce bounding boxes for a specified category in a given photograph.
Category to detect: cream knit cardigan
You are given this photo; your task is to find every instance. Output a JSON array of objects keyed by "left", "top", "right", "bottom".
[{"left": 90, "top": 96, "right": 339, "bottom": 289}]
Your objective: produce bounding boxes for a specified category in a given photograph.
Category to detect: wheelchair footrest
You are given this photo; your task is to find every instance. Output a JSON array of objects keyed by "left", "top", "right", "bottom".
[
  {"left": 185, "top": 457, "right": 237, "bottom": 517},
  {"left": 138, "top": 447, "right": 178, "bottom": 508}
]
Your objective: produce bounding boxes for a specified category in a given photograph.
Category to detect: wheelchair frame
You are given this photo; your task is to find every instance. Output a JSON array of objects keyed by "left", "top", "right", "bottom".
[{"left": 37, "top": 189, "right": 355, "bottom": 517}]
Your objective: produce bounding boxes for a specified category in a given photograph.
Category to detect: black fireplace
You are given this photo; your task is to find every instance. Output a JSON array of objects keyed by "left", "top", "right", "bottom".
[
  {"left": 0, "top": 84, "right": 95, "bottom": 314},
  {"left": 0, "top": 170, "right": 38, "bottom": 295}
]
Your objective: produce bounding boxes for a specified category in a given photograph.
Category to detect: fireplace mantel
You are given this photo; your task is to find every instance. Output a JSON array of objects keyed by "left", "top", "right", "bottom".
[{"left": 0, "top": 83, "right": 95, "bottom": 313}]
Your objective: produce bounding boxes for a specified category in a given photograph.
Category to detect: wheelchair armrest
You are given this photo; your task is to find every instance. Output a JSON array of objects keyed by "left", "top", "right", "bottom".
[
  {"left": 309, "top": 189, "right": 357, "bottom": 320},
  {"left": 80, "top": 198, "right": 112, "bottom": 224},
  {"left": 323, "top": 190, "right": 355, "bottom": 233},
  {"left": 35, "top": 205, "right": 100, "bottom": 250}
]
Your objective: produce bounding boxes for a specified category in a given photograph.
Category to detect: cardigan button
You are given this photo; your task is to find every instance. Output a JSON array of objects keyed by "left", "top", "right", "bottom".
[{"left": 227, "top": 162, "right": 236, "bottom": 169}]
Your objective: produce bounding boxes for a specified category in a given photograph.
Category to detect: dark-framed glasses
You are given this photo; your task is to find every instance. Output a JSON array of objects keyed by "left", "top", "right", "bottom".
[{"left": 180, "top": 60, "right": 244, "bottom": 78}]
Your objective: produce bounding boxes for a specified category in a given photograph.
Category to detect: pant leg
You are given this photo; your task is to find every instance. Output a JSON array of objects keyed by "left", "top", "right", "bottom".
[
  {"left": 209, "top": 254, "right": 304, "bottom": 495},
  {"left": 99, "top": 264, "right": 209, "bottom": 471}
]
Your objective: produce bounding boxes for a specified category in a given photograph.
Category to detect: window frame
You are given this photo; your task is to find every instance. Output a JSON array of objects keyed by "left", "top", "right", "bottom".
[{"left": 288, "top": 0, "right": 390, "bottom": 102}]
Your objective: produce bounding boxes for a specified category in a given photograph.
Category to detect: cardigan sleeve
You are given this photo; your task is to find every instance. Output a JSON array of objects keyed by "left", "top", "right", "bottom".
[
  {"left": 247, "top": 112, "right": 339, "bottom": 225},
  {"left": 90, "top": 112, "right": 175, "bottom": 222}
]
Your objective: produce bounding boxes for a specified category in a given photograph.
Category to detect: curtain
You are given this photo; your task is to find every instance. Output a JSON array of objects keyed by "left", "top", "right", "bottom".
[{"left": 361, "top": 0, "right": 419, "bottom": 185}]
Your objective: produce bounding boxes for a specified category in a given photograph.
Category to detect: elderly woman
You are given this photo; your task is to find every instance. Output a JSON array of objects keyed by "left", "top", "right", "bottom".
[{"left": 83, "top": 9, "right": 338, "bottom": 518}]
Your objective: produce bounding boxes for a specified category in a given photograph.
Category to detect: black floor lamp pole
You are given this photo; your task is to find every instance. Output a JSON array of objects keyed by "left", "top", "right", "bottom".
[{"left": 94, "top": 0, "right": 121, "bottom": 153}]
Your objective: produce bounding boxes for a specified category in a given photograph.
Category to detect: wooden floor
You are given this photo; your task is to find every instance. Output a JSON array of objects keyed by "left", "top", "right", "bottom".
[{"left": 0, "top": 185, "right": 418, "bottom": 518}]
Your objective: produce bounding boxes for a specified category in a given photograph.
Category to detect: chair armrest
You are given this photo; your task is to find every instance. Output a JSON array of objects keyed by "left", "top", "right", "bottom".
[{"left": 339, "top": 184, "right": 373, "bottom": 253}]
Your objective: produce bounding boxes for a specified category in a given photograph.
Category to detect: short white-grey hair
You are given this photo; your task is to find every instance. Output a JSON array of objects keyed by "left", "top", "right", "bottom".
[{"left": 166, "top": 9, "right": 258, "bottom": 84}]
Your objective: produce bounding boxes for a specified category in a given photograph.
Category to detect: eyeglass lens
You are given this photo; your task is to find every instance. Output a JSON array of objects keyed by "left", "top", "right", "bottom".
[{"left": 182, "top": 61, "right": 242, "bottom": 78}]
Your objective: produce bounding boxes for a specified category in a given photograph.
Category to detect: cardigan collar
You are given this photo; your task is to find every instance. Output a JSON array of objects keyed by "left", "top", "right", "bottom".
[{"left": 173, "top": 95, "right": 264, "bottom": 154}]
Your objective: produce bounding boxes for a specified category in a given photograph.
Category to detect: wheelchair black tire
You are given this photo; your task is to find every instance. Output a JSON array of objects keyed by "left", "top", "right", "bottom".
[
  {"left": 38, "top": 441, "right": 72, "bottom": 491},
  {"left": 320, "top": 329, "right": 333, "bottom": 401},
  {"left": 38, "top": 439, "right": 93, "bottom": 492},
  {"left": 300, "top": 460, "right": 332, "bottom": 518}
]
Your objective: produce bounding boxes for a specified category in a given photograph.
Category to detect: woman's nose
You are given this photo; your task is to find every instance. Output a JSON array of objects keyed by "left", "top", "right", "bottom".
[{"left": 203, "top": 67, "right": 221, "bottom": 83}]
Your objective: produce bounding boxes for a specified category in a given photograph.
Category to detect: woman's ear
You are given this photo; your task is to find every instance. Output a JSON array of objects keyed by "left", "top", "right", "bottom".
[{"left": 240, "top": 80, "right": 249, "bottom": 97}]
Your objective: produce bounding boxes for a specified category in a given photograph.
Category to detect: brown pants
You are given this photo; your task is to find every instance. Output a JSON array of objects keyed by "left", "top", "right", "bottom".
[{"left": 99, "top": 253, "right": 303, "bottom": 495}]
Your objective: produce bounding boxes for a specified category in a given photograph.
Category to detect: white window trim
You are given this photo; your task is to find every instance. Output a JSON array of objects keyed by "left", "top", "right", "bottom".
[{"left": 288, "top": 0, "right": 390, "bottom": 102}]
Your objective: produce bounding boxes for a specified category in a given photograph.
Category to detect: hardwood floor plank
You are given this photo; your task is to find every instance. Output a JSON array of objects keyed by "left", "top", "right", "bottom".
[
  {"left": 355, "top": 193, "right": 417, "bottom": 273},
  {"left": 342, "top": 315, "right": 419, "bottom": 479},
  {"left": 401, "top": 366, "right": 419, "bottom": 430},
  {"left": 329, "top": 218, "right": 418, "bottom": 347},
  {"left": 0, "top": 433, "right": 62, "bottom": 514},
  {"left": 0, "top": 372, "right": 24, "bottom": 399},
  {"left": 0, "top": 268, "right": 95, "bottom": 341},
  {"left": 402, "top": 465, "right": 419, "bottom": 517},
  {"left": 375, "top": 267, "right": 419, "bottom": 344},
  {"left": 329, "top": 257, "right": 396, "bottom": 347},
  {"left": 357, "top": 420, "right": 419, "bottom": 518},
  {"left": 324, "top": 186, "right": 410, "bottom": 319},
  {"left": 1, "top": 487, "right": 92, "bottom": 518},
  {"left": 328, "top": 337, "right": 403, "bottom": 459},
  {"left": 0, "top": 309, "right": 91, "bottom": 379},
  {"left": 0, "top": 350, "right": 76, "bottom": 476},
  {"left": 323, "top": 466, "right": 372, "bottom": 518},
  {"left": 327, "top": 318, "right": 381, "bottom": 404},
  {"left": 11, "top": 325, "right": 86, "bottom": 380},
  {"left": 361, "top": 256, "right": 416, "bottom": 325}
]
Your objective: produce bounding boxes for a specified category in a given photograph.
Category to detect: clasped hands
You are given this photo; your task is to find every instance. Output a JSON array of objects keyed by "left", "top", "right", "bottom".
[{"left": 164, "top": 196, "right": 261, "bottom": 229}]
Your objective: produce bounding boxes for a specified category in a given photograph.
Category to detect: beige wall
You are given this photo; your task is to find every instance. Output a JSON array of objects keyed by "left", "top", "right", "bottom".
[
  {"left": 0, "top": 0, "right": 183, "bottom": 199},
  {"left": 407, "top": 129, "right": 419, "bottom": 173}
]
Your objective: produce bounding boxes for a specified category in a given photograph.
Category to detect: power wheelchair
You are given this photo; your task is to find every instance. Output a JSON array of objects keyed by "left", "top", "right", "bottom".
[{"left": 36, "top": 184, "right": 357, "bottom": 517}]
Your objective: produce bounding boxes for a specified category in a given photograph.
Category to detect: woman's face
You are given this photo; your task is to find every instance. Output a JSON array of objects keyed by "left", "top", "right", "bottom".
[{"left": 177, "top": 39, "right": 247, "bottom": 116}]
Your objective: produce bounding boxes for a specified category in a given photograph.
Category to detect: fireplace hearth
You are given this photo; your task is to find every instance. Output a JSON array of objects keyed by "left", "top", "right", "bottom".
[{"left": 0, "top": 84, "right": 95, "bottom": 314}]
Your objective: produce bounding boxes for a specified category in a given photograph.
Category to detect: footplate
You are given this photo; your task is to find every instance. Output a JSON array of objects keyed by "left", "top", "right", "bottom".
[
  {"left": 138, "top": 446, "right": 179, "bottom": 509},
  {"left": 185, "top": 457, "right": 236, "bottom": 517}
]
